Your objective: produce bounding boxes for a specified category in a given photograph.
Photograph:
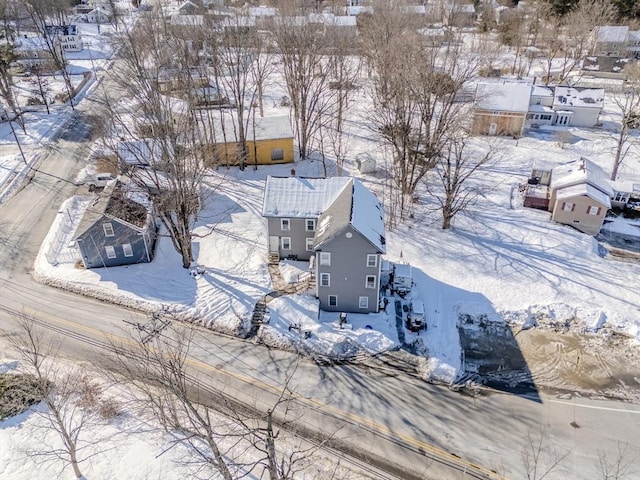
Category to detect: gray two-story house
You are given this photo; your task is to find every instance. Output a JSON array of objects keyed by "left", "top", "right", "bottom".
[
  {"left": 262, "top": 176, "right": 386, "bottom": 313},
  {"left": 73, "top": 181, "right": 157, "bottom": 269}
]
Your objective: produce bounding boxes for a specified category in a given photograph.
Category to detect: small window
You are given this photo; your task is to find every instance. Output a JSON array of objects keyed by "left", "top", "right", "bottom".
[
  {"left": 328, "top": 295, "right": 338, "bottom": 307},
  {"left": 365, "top": 275, "right": 376, "bottom": 289},
  {"left": 103, "top": 223, "right": 114, "bottom": 237},
  {"left": 105, "top": 246, "right": 116, "bottom": 259},
  {"left": 305, "top": 238, "right": 314, "bottom": 251},
  {"left": 122, "top": 243, "right": 133, "bottom": 257},
  {"left": 319, "top": 252, "right": 331, "bottom": 266},
  {"left": 271, "top": 148, "right": 284, "bottom": 161},
  {"left": 359, "top": 296, "right": 369, "bottom": 309},
  {"left": 366, "top": 254, "right": 377, "bottom": 268},
  {"left": 280, "top": 218, "right": 290, "bottom": 231},
  {"left": 306, "top": 219, "right": 316, "bottom": 231},
  {"left": 320, "top": 273, "right": 330, "bottom": 287},
  {"left": 562, "top": 202, "right": 574, "bottom": 212},
  {"left": 587, "top": 206, "right": 601, "bottom": 216},
  {"left": 281, "top": 237, "right": 291, "bottom": 250}
]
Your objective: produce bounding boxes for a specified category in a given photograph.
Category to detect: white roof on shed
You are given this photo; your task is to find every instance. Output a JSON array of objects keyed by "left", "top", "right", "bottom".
[
  {"left": 553, "top": 87, "right": 604, "bottom": 109},
  {"left": 556, "top": 183, "right": 611, "bottom": 208},
  {"left": 205, "top": 114, "right": 293, "bottom": 143},
  {"left": 262, "top": 176, "right": 351, "bottom": 218},
  {"left": 475, "top": 83, "right": 531, "bottom": 113},
  {"left": 595, "top": 26, "right": 629, "bottom": 43}
]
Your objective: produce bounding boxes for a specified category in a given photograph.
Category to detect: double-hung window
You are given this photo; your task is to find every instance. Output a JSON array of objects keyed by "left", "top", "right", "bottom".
[
  {"left": 320, "top": 273, "right": 330, "bottom": 287},
  {"left": 365, "top": 275, "right": 376, "bottom": 289}
]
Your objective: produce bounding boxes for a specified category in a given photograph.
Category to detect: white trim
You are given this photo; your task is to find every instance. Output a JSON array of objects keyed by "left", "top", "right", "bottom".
[
  {"left": 305, "top": 237, "right": 314, "bottom": 251},
  {"left": 306, "top": 218, "right": 316, "bottom": 231},
  {"left": 280, "top": 218, "right": 290, "bottom": 231},
  {"left": 105, "top": 245, "right": 116, "bottom": 259},
  {"left": 103, "top": 222, "right": 114, "bottom": 237},
  {"left": 358, "top": 296, "right": 369, "bottom": 309},
  {"left": 122, "top": 243, "right": 133, "bottom": 257},
  {"left": 319, "top": 252, "right": 331, "bottom": 266},
  {"left": 365, "top": 275, "right": 376, "bottom": 289},
  {"left": 328, "top": 294, "right": 338, "bottom": 307},
  {"left": 281, "top": 237, "right": 291, "bottom": 250},
  {"left": 320, "top": 272, "right": 330, "bottom": 287},
  {"left": 366, "top": 254, "right": 377, "bottom": 268}
]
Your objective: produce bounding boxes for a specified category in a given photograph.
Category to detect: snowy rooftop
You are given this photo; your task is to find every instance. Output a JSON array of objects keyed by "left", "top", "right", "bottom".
[
  {"left": 555, "top": 183, "right": 612, "bottom": 208},
  {"left": 595, "top": 26, "right": 629, "bottom": 43},
  {"left": 308, "top": 13, "right": 357, "bottom": 26},
  {"left": 553, "top": 87, "right": 605, "bottom": 109},
  {"left": 204, "top": 114, "right": 293, "bottom": 143},
  {"left": 530, "top": 85, "right": 554, "bottom": 97},
  {"left": 551, "top": 158, "right": 612, "bottom": 196},
  {"left": 475, "top": 83, "right": 531, "bottom": 113},
  {"left": 601, "top": 217, "right": 640, "bottom": 237},
  {"left": 170, "top": 14, "right": 204, "bottom": 25},
  {"left": 262, "top": 176, "right": 351, "bottom": 218},
  {"left": 528, "top": 104, "right": 553, "bottom": 113},
  {"left": 610, "top": 179, "right": 640, "bottom": 194},
  {"left": 349, "top": 178, "right": 386, "bottom": 252}
]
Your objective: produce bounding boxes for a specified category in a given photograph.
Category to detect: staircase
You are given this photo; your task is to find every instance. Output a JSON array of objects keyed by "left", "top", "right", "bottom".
[
  {"left": 249, "top": 296, "right": 268, "bottom": 337},
  {"left": 268, "top": 252, "right": 280, "bottom": 264}
]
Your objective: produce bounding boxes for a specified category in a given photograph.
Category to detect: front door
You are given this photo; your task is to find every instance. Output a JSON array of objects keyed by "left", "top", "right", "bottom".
[
  {"left": 488, "top": 122, "right": 497, "bottom": 135},
  {"left": 269, "top": 236, "right": 279, "bottom": 253}
]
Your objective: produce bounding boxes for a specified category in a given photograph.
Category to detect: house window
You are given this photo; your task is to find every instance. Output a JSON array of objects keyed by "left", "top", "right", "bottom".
[
  {"left": 306, "top": 238, "right": 314, "bottom": 251},
  {"left": 359, "top": 296, "right": 369, "bottom": 309},
  {"left": 328, "top": 295, "right": 338, "bottom": 307},
  {"left": 103, "top": 223, "right": 114, "bottom": 237},
  {"left": 365, "top": 275, "right": 377, "bottom": 289},
  {"left": 319, "top": 252, "right": 331, "bottom": 266},
  {"left": 587, "top": 205, "right": 601, "bottom": 216},
  {"left": 540, "top": 114, "right": 552, "bottom": 120},
  {"left": 366, "top": 254, "right": 377, "bottom": 268},
  {"left": 105, "top": 246, "right": 116, "bottom": 259},
  {"left": 271, "top": 148, "right": 284, "bottom": 161},
  {"left": 562, "top": 202, "right": 574, "bottom": 212},
  {"left": 614, "top": 192, "right": 628, "bottom": 202},
  {"left": 280, "top": 218, "right": 290, "bottom": 231},
  {"left": 281, "top": 237, "right": 291, "bottom": 250},
  {"left": 122, "top": 243, "right": 133, "bottom": 257},
  {"left": 306, "top": 219, "right": 316, "bottom": 231},
  {"left": 320, "top": 273, "right": 330, "bottom": 287},
  {"left": 526, "top": 113, "right": 534, "bottom": 120}
]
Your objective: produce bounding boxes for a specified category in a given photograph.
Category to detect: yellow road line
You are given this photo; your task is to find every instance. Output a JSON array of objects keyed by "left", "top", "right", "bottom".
[{"left": 9, "top": 306, "right": 504, "bottom": 479}]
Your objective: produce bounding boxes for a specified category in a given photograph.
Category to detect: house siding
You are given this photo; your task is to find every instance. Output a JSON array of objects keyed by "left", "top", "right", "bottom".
[
  {"left": 206, "top": 137, "right": 294, "bottom": 167},
  {"left": 550, "top": 195, "right": 607, "bottom": 235},
  {"left": 315, "top": 226, "right": 381, "bottom": 314},
  {"left": 555, "top": 106, "right": 600, "bottom": 127},
  {"left": 472, "top": 110, "right": 525, "bottom": 137},
  {"left": 76, "top": 215, "right": 155, "bottom": 268},
  {"left": 266, "top": 217, "right": 315, "bottom": 260}
]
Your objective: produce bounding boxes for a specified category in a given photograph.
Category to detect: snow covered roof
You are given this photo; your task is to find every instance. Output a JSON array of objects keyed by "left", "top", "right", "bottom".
[
  {"left": 609, "top": 179, "right": 640, "bottom": 194},
  {"left": 555, "top": 183, "right": 611, "bottom": 208},
  {"left": 394, "top": 263, "right": 412, "bottom": 279},
  {"left": 475, "top": 83, "right": 531, "bottom": 113},
  {"left": 171, "top": 14, "right": 204, "bottom": 26},
  {"left": 248, "top": 6, "right": 277, "bottom": 16},
  {"left": 308, "top": 13, "right": 357, "bottom": 26},
  {"left": 530, "top": 85, "right": 553, "bottom": 97},
  {"left": 314, "top": 178, "right": 386, "bottom": 253},
  {"left": 553, "top": 87, "right": 604, "bottom": 109},
  {"left": 528, "top": 104, "right": 554, "bottom": 113},
  {"left": 262, "top": 176, "right": 352, "bottom": 218},
  {"left": 595, "top": 26, "right": 628, "bottom": 43},
  {"left": 73, "top": 182, "right": 150, "bottom": 240},
  {"left": 551, "top": 158, "right": 613, "bottom": 197},
  {"left": 204, "top": 114, "right": 293, "bottom": 143}
]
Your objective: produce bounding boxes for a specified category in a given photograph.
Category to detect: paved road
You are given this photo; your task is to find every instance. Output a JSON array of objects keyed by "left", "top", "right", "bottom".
[{"left": 1, "top": 85, "right": 639, "bottom": 480}]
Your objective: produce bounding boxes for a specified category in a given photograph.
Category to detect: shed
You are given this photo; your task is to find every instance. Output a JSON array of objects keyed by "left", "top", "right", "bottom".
[{"left": 356, "top": 153, "right": 377, "bottom": 174}]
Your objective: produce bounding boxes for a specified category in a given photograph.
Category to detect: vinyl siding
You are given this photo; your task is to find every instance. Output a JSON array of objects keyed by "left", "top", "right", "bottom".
[{"left": 266, "top": 217, "right": 316, "bottom": 261}]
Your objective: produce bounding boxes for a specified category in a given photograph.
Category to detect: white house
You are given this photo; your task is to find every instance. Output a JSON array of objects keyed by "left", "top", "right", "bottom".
[
  {"left": 44, "top": 25, "right": 83, "bottom": 52},
  {"left": 551, "top": 86, "right": 604, "bottom": 127}
]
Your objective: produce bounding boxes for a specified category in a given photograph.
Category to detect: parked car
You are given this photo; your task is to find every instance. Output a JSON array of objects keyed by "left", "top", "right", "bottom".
[{"left": 407, "top": 300, "right": 426, "bottom": 331}]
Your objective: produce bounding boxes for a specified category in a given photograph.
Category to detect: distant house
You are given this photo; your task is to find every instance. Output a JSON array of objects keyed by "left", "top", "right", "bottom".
[
  {"left": 472, "top": 82, "right": 530, "bottom": 137},
  {"left": 443, "top": 2, "right": 476, "bottom": 27},
  {"left": 590, "top": 26, "right": 634, "bottom": 57},
  {"left": 551, "top": 86, "right": 604, "bottom": 127},
  {"left": 85, "top": 6, "right": 110, "bottom": 24},
  {"left": 523, "top": 158, "right": 613, "bottom": 235},
  {"left": 14, "top": 36, "right": 63, "bottom": 69},
  {"left": 177, "top": 0, "right": 203, "bottom": 15},
  {"left": 73, "top": 182, "right": 157, "bottom": 268},
  {"left": 262, "top": 176, "right": 386, "bottom": 313},
  {"left": 44, "top": 25, "right": 83, "bottom": 52},
  {"left": 203, "top": 115, "right": 294, "bottom": 167}
]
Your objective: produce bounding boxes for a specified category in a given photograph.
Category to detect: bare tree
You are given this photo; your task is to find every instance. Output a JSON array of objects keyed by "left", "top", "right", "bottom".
[
  {"left": 610, "top": 64, "right": 640, "bottom": 180},
  {"left": 520, "top": 428, "right": 569, "bottom": 480},
  {"left": 595, "top": 442, "right": 635, "bottom": 480},
  {"left": 0, "top": 8, "right": 25, "bottom": 132},
  {"left": 425, "top": 137, "right": 496, "bottom": 229},
  {"left": 102, "top": 12, "right": 223, "bottom": 268},
  {"left": 106, "top": 323, "right": 333, "bottom": 480},
  {"left": 19, "top": 0, "right": 75, "bottom": 109},
  {"left": 29, "top": 63, "right": 52, "bottom": 114},
  {"left": 270, "top": 5, "right": 333, "bottom": 160},
  {"left": 5, "top": 313, "right": 119, "bottom": 479}
]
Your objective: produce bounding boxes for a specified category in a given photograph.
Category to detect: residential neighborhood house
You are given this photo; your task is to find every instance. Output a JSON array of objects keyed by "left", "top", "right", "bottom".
[
  {"left": 523, "top": 157, "right": 613, "bottom": 235},
  {"left": 73, "top": 181, "right": 157, "bottom": 268},
  {"left": 44, "top": 25, "right": 83, "bottom": 52},
  {"left": 204, "top": 115, "right": 294, "bottom": 167},
  {"left": 262, "top": 176, "right": 386, "bottom": 313}
]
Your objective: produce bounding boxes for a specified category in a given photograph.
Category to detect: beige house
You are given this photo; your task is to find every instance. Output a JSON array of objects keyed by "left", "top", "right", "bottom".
[{"left": 523, "top": 158, "right": 612, "bottom": 236}]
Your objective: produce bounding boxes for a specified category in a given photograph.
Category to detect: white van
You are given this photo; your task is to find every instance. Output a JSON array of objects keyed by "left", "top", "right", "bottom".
[{"left": 407, "top": 300, "right": 426, "bottom": 331}]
